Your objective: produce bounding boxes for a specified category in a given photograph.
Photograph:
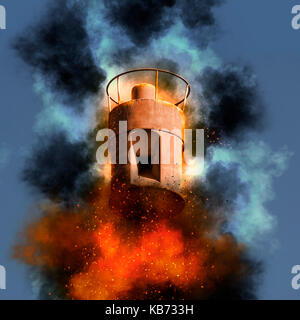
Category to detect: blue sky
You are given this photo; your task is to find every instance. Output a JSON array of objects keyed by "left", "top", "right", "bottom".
[{"left": 0, "top": 0, "right": 300, "bottom": 299}]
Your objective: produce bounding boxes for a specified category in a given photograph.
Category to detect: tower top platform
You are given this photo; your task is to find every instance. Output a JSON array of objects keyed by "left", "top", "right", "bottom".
[{"left": 106, "top": 68, "right": 191, "bottom": 112}]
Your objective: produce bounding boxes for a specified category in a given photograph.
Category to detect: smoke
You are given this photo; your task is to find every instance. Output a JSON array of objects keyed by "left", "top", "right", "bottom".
[
  {"left": 209, "top": 141, "right": 291, "bottom": 245},
  {"left": 12, "top": 0, "right": 291, "bottom": 300},
  {"left": 100, "top": 0, "right": 224, "bottom": 68},
  {"left": 202, "top": 162, "right": 248, "bottom": 217},
  {"left": 103, "top": 0, "right": 224, "bottom": 48},
  {"left": 103, "top": 0, "right": 176, "bottom": 47},
  {"left": 13, "top": 1, "right": 106, "bottom": 109},
  {"left": 179, "top": 0, "right": 224, "bottom": 29},
  {"left": 197, "top": 65, "right": 264, "bottom": 141},
  {"left": 22, "top": 132, "right": 99, "bottom": 203}
]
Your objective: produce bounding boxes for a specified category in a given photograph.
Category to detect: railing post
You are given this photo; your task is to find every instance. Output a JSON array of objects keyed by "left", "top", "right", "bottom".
[
  {"left": 108, "top": 94, "right": 111, "bottom": 112},
  {"left": 155, "top": 69, "right": 159, "bottom": 100},
  {"left": 183, "top": 84, "right": 189, "bottom": 111},
  {"left": 117, "top": 76, "right": 120, "bottom": 104}
]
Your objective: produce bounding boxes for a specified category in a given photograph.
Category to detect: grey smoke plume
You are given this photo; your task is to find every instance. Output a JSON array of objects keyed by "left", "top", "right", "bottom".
[
  {"left": 13, "top": 1, "right": 106, "bottom": 110},
  {"left": 104, "top": 0, "right": 225, "bottom": 65},
  {"left": 22, "top": 132, "right": 98, "bottom": 203},
  {"left": 195, "top": 64, "right": 265, "bottom": 142}
]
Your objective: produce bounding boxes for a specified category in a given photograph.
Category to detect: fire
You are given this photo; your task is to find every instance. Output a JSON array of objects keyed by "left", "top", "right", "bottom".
[
  {"left": 69, "top": 223, "right": 201, "bottom": 300},
  {"left": 13, "top": 185, "right": 252, "bottom": 300}
]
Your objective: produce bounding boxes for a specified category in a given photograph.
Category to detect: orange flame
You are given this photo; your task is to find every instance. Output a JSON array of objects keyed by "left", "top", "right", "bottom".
[
  {"left": 13, "top": 185, "right": 251, "bottom": 300},
  {"left": 69, "top": 222, "right": 202, "bottom": 300}
]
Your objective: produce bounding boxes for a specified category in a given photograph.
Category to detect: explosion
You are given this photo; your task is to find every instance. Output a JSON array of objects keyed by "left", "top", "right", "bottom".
[
  {"left": 14, "top": 185, "right": 254, "bottom": 300},
  {"left": 12, "top": 0, "right": 290, "bottom": 300}
]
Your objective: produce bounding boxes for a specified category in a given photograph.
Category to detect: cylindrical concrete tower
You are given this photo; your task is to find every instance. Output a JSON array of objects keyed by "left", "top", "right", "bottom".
[{"left": 106, "top": 69, "right": 190, "bottom": 216}]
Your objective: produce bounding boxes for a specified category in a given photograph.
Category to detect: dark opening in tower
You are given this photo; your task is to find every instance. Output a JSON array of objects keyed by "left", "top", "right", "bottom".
[{"left": 136, "top": 129, "right": 160, "bottom": 182}]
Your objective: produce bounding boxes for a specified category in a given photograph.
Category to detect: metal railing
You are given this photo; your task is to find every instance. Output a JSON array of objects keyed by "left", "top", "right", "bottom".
[{"left": 106, "top": 68, "right": 190, "bottom": 112}]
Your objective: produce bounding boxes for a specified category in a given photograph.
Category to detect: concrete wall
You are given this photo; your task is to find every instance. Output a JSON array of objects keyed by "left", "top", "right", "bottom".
[{"left": 109, "top": 97, "right": 184, "bottom": 196}]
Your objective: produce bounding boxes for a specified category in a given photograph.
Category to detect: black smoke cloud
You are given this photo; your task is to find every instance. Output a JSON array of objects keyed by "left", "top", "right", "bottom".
[
  {"left": 197, "top": 65, "right": 264, "bottom": 141},
  {"left": 104, "top": 0, "right": 176, "bottom": 47},
  {"left": 13, "top": 1, "right": 106, "bottom": 109},
  {"left": 22, "top": 132, "right": 98, "bottom": 203},
  {"left": 179, "top": 0, "right": 224, "bottom": 29},
  {"left": 179, "top": 0, "right": 225, "bottom": 47},
  {"left": 104, "top": 0, "right": 224, "bottom": 50}
]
